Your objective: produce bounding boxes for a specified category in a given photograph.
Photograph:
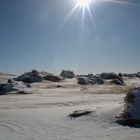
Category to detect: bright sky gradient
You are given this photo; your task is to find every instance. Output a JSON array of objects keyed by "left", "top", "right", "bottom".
[{"left": 0, "top": 0, "right": 140, "bottom": 74}]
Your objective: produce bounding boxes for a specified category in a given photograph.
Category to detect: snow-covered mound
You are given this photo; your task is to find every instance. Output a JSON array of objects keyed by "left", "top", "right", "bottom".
[
  {"left": 77, "top": 77, "right": 89, "bottom": 85},
  {"left": 118, "top": 88, "right": 140, "bottom": 125},
  {"left": 15, "top": 70, "right": 43, "bottom": 83},
  {"left": 60, "top": 70, "right": 75, "bottom": 78},
  {"left": 0, "top": 83, "right": 16, "bottom": 94},
  {"left": 110, "top": 79, "right": 125, "bottom": 86},
  {"left": 100, "top": 72, "right": 120, "bottom": 79},
  {"left": 0, "top": 77, "right": 36, "bottom": 95},
  {"left": 122, "top": 72, "right": 140, "bottom": 78},
  {"left": 44, "top": 74, "right": 63, "bottom": 82},
  {"left": 78, "top": 75, "right": 104, "bottom": 85},
  {"left": 124, "top": 88, "right": 140, "bottom": 119}
]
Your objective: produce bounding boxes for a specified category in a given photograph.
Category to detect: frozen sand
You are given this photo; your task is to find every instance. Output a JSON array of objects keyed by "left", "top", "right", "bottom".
[{"left": 0, "top": 75, "right": 140, "bottom": 140}]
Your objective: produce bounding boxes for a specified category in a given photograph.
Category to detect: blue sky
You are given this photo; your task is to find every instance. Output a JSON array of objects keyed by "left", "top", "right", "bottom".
[{"left": 0, "top": 0, "right": 140, "bottom": 74}]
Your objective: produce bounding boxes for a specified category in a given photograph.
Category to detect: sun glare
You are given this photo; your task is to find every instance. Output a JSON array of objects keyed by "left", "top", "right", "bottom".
[{"left": 76, "top": 0, "right": 91, "bottom": 7}]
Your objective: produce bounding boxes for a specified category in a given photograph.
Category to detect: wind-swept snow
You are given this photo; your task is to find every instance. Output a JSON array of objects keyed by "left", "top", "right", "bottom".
[
  {"left": 0, "top": 73, "right": 140, "bottom": 140},
  {"left": 0, "top": 92, "right": 139, "bottom": 140}
]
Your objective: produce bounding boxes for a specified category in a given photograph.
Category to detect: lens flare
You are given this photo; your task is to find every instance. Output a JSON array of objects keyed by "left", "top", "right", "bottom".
[
  {"left": 76, "top": 0, "right": 91, "bottom": 7},
  {"left": 51, "top": 0, "right": 139, "bottom": 42}
]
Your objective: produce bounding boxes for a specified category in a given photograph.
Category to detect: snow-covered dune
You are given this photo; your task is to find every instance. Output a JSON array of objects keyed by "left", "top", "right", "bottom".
[
  {"left": 0, "top": 92, "right": 140, "bottom": 140},
  {"left": 0, "top": 74, "right": 140, "bottom": 140}
]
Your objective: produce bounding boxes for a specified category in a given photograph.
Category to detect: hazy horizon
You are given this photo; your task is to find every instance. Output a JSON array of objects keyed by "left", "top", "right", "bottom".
[{"left": 0, "top": 0, "right": 140, "bottom": 74}]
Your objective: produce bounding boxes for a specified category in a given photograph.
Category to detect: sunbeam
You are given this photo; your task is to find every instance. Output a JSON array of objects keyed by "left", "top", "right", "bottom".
[
  {"left": 86, "top": 5, "right": 96, "bottom": 27},
  {"left": 76, "top": 0, "right": 96, "bottom": 28},
  {"left": 51, "top": 0, "right": 140, "bottom": 44},
  {"left": 76, "top": 0, "right": 91, "bottom": 7},
  {"left": 51, "top": 5, "right": 78, "bottom": 43}
]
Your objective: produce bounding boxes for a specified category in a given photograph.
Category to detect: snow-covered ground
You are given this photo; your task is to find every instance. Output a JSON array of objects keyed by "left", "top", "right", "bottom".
[{"left": 0, "top": 73, "right": 140, "bottom": 140}]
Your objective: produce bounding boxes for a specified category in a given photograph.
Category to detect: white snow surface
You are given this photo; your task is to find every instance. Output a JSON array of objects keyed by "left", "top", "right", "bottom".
[{"left": 0, "top": 75, "right": 140, "bottom": 140}]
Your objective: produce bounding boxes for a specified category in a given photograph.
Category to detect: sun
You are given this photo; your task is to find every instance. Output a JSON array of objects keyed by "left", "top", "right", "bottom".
[{"left": 76, "top": 0, "right": 91, "bottom": 7}]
